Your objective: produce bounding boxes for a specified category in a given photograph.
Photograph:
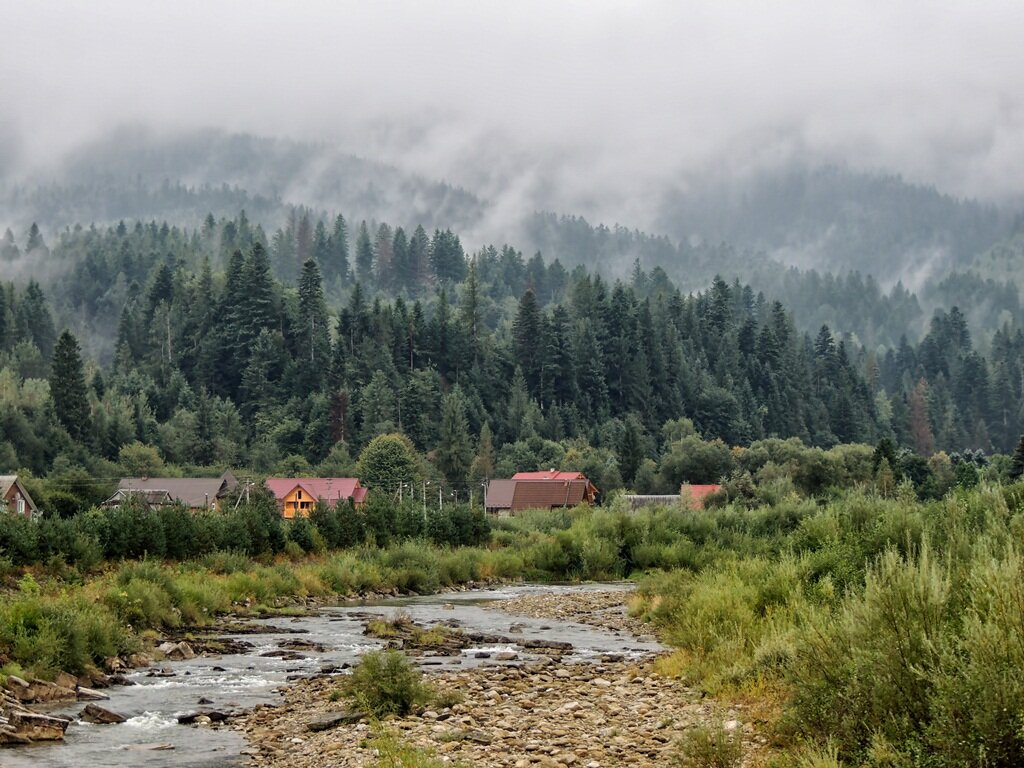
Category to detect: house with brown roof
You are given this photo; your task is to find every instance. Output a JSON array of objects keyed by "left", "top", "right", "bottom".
[
  {"left": 265, "top": 477, "right": 368, "bottom": 519},
  {"left": 511, "top": 470, "right": 600, "bottom": 504},
  {"left": 1, "top": 475, "right": 39, "bottom": 519},
  {"left": 104, "top": 471, "right": 238, "bottom": 511},
  {"left": 485, "top": 474, "right": 595, "bottom": 516}
]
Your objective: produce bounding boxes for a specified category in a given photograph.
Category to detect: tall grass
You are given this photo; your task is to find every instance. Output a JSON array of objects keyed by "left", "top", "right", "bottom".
[{"left": 635, "top": 482, "right": 1024, "bottom": 767}]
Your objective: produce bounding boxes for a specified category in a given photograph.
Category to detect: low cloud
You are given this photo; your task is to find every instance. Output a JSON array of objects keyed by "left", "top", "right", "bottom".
[{"left": 3, "top": 0, "right": 1024, "bottom": 237}]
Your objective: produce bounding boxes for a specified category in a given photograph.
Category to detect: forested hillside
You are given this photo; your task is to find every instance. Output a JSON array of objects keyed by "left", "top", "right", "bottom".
[
  {"left": 6, "top": 131, "right": 1024, "bottom": 352},
  {"left": 2, "top": 210, "right": 1022, "bottom": 509}
]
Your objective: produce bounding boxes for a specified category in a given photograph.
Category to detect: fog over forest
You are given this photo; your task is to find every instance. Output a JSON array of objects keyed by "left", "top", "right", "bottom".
[{"left": 4, "top": 2, "right": 1024, "bottom": 223}]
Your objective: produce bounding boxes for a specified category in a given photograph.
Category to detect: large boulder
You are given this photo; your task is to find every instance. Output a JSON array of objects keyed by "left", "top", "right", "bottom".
[
  {"left": 157, "top": 641, "right": 196, "bottom": 661},
  {"left": 80, "top": 704, "right": 128, "bottom": 725},
  {"left": 4, "top": 708, "right": 72, "bottom": 742}
]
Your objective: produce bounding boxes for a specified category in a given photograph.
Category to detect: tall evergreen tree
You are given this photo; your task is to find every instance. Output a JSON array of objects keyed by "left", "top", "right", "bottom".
[
  {"left": 392, "top": 227, "right": 411, "bottom": 290},
  {"left": 409, "top": 225, "right": 431, "bottom": 292},
  {"left": 295, "top": 259, "right": 331, "bottom": 393},
  {"left": 512, "top": 289, "right": 543, "bottom": 394},
  {"left": 355, "top": 221, "right": 374, "bottom": 285},
  {"left": 15, "top": 281, "right": 57, "bottom": 360},
  {"left": 50, "top": 330, "right": 91, "bottom": 441},
  {"left": 436, "top": 387, "right": 473, "bottom": 486},
  {"left": 329, "top": 214, "right": 350, "bottom": 283},
  {"left": 1011, "top": 435, "right": 1024, "bottom": 480}
]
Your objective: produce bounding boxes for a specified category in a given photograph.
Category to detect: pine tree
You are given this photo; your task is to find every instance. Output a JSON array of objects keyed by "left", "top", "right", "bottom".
[
  {"left": 296, "top": 259, "right": 331, "bottom": 392},
  {"left": 409, "top": 225, "right": 431, "bottom": 293},
  {"left": 242, "top": 243, "right": 277, "bottom": 344},
  {"left": 429, "top": 228, "right": 466, "bottom": 283},
  {"left": 26, "top": 222, "right": 46, "bottom": 254},
  {"left": 909, "top": 378, "right": 935, "bottom": 456},
  {"left": 329, "top": 214, "right": 350, "bottom": 283},
  {"left": 15, "top": 281, "right": 57, "bottom": 360},
  {"left": 618, "top": 413, "right": 645, "bottom": 486},
  {"left": 512, "top": 288, "right": 543, "bottom": 394},
  {"left": 469, "top": 421, "right": 496, "bottom": 481},
  {"left": 392, "top": 227, "right": 410, "bottom": 290},
  {"left": 355, "top": 221, "right": 374, "bottom": 285},
  {"left": 1011, "top": 435, "right": 1024, "bottom": 480},
  {"left": 436, "top": 387, "right": 473, "bottom": 486},
  {"left": 50, "top": 330, "right": 91, "bottom": 441},
  {"left": 459, "top": 260, "right": 483, "bottom": 364}
]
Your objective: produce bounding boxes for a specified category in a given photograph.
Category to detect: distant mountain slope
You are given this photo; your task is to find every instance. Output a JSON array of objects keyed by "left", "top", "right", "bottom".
[
  {"left": 2, "top": 127, "right": 485, "bottom": 234},
  {"left": 655, "top": 165, "right": 1010, "bottom": 288}
]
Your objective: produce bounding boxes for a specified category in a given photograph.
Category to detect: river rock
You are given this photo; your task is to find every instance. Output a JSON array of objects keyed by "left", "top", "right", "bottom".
[
  {"left": 76, "top": 686, "right": 110, "bottom": 701},
  {"left": 308, "top": 711, "right": 365, "bottom": 731},
  {"left": 55, "top": 672, "right": 78, "bottom": 690},
  {"left": 80, "top": 704, "right": 127, "bottom": 724},
  {"left": 157, "top": 641, "right": 196, "bottom": 660},
  {"left": 5, "top": 709, "right": 72, "bottom": 741}
]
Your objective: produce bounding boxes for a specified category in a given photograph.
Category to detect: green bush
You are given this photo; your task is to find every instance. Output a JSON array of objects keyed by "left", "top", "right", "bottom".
[
  {"left": 344, "top": 650, "right": 431, "bottom": 717},
  {"left": 673, "top": 725, "right": 743, "bottom": 768}
]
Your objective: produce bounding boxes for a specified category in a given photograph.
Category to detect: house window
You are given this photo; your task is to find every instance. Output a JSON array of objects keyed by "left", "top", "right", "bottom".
[{"left": 16, "top": 496, "right": 25, "bottom": 516}]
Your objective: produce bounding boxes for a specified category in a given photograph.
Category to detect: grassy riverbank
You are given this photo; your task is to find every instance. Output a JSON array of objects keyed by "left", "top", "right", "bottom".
[
  {"left": 6, "top": 483, "right": 1024, "bottom": 767},
  {"left": 0, "top": 503, "right": 699, "bottom": 681},
  {"left": 632, "top": 482, "right": 1024, "bottom": 767}
]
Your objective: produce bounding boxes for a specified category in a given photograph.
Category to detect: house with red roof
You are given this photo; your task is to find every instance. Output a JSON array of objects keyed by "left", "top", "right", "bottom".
[{"left": 265, "top": 477, "right": 368, "bottom": 519}]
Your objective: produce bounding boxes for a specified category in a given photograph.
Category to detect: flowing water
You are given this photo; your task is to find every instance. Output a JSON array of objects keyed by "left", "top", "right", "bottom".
[{"left": 2, "top": 583, "right": 661, "bottom": 768}]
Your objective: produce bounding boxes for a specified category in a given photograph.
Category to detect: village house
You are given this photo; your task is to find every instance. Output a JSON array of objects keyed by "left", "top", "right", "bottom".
[
  {"left": 511, "top": 470, "right": 600, "bottom": 504},
  {"left": 103, "top": 471, "right": 238, "bottom": 511},
  {"left": 1, "top": 475, "right": 39, "bottom": 519},
  {"left": 265, "top": 477, "right": 368, "bottom": 519},
  {"left": 485, "top": 471, "right": 599, "bottom": 516}
]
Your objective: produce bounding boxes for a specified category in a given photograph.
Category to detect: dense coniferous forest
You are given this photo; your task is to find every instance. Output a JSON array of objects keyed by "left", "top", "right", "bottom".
[{"left": 3, "top": 208, "right": 1023, "bottom": 515}]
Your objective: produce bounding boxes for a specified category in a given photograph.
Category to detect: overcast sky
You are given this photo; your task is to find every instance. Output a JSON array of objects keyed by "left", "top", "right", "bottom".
[{"left": 3, "top": 0, "right": 1024, "bottom": 216}]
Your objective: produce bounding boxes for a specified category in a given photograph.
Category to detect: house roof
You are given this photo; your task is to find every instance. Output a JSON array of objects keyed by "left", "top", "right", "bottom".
[
  {"left": 486, "top": 479, "right": 589, "bottom": 512},
  {"left": 0, "top": 475, "right": 37, "bottom": 514},
  {"left": 265, "top": 477, "right": 368, "bottom": 504},
  {"left": 680, "top": 484, "right": 723, "bottom": 509},
  {"left": 512, "top": 470, "right": 588, "bottom": 481},
  {"left": 484, "top": 479, "right": 518, "bottom": 510},
  {"left": 117, "top": 476, "right": 232, "bottom": 508},
  {"left": 104, "top": 488, "right": 175, "bottom": 507}
]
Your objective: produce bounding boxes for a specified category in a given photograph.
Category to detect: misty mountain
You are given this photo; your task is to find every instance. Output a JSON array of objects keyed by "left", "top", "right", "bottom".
[
  {"left": 2, "top": 127, "right": 485, "bottom": 236},
  {"left": 655, "top": 165, "right": 1011, "bottom": 289}
]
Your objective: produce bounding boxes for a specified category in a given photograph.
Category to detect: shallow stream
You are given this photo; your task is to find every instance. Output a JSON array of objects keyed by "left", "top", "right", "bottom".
[{"left": 3, "top": 583, "right": 660, "bottom": 768}]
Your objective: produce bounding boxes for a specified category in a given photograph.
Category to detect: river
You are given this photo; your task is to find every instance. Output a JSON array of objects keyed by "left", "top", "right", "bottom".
[{"left": 3, "top": 583, "right": 661, "bottom": 768}]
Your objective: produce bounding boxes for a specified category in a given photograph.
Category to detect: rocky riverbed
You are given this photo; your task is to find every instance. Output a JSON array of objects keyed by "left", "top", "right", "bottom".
[{"left": 231, "top": 590, "right": 762, "bottom": 767}]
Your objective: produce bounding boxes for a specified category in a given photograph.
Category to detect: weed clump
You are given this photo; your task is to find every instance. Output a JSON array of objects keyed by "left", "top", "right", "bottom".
[{"left": 344, "top": 650, "right": 431, "bottom": 717}]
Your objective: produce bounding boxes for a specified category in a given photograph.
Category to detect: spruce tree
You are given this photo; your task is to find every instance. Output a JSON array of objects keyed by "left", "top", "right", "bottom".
[
  {"left": 512, "top": 288, "right": 543, "bottom": 394},
  {"left": 355, "top": 221, "right": 374, "bottom": 285},
  {"left": 392, "top": 227, "right": 410, "bottom": 290},
  {"left": 409, "top": 225, "right": 431, "bottom": 293},
  {"left": 15, "top": 281, "right": 57, "bottom": 360},
  {"left": 436, "top": 387, "right": 473, "bottom": 486},
  {"left": 469, "top": 422, "right": 496, "bottom": 482},
  {"left": 1011, "top": 435, "right": 1024, "bottom": 480},
  {"left": 50, "top": 330, "right": 91, "bottom": 441},
  {"left": 330, "top": 214, "right": 350, "bottom": 282},
  {"left": 296, "top": 259, "right": 331, "bottom": 392}
]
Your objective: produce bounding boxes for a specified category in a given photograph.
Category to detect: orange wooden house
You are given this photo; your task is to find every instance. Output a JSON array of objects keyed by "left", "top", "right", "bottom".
[{"left": 265, "top": 477, "right": 368, "bottom": 519}]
